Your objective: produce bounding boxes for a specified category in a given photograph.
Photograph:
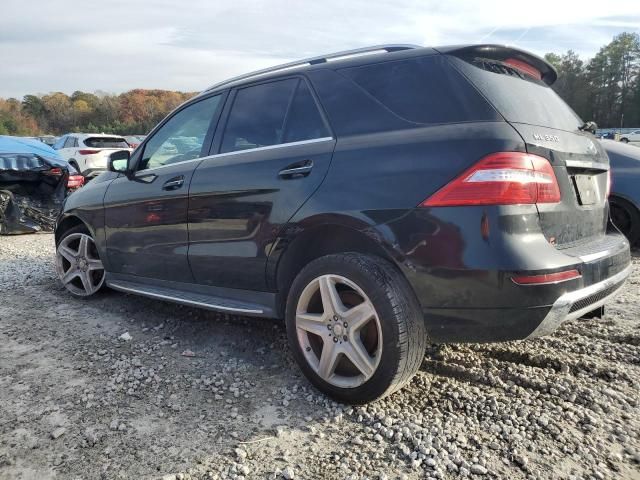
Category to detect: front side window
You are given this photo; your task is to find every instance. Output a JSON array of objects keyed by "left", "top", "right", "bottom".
[{"left": 138, "top": 95, "right": 221, "bottom": 171}]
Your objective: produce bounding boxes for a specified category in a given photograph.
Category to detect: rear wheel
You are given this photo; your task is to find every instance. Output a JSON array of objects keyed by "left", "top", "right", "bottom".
[
  {"left": 620, "top": 138, "right": 629, "bottom": 143},
  {"left": 610, "top": 197, "right": 640, "bottom": 246},
  {"left": 285, "top": 253, "right": 428, "bottom": 404},
  {"left": 55, "top": 225, "right": 105, "bottom": 297}
]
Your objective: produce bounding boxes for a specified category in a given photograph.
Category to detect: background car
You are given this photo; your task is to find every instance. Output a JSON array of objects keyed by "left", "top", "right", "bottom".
[
  {"left": 602, "top": 139, "right": 640, "bottom": 246},
  {"left": 38, "top": 135, "right": 58, "bottom": 147},
  {"left": 53, "top": 133, "right": 132, "bottom": 177},
  {"left": 619, "top": 129, "right": 640, "bottom": 144},
  {"left": 1, "top": 135, "right": 83, "bottom": 234}
]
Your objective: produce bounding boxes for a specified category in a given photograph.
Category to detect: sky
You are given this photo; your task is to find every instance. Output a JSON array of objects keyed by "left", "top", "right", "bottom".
[{"left": 1, "top": 0, "right": 639, "bottom": 98}]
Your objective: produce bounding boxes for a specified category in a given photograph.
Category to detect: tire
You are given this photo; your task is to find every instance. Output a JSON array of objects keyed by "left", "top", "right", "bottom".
[
  {"left": 610, "top": 197, "right": 640, "bottom": 246},
  {"left": 620, "top": 138, "right": 629, "bottom": 143},
  {"left": 55, "top": 224, "right": 106, "bottom": 297},
  {"left": 285, "top": 253, "right": 428, "bottom": 404},
  {"left": 69, "top": 160, "right": 80, "bottom": 172}
]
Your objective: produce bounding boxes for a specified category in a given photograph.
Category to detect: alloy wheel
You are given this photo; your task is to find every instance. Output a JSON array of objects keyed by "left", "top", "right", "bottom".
[
  {"left": 56, "top": 232, "right": 105, "bottom": 296},
  {"left": 295, "top": 274, "right": 382, "bottom": 388}
]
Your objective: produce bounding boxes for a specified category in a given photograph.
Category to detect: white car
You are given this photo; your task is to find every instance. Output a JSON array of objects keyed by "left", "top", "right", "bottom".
[
  {"left": 53, "top": 134, "right": 132, "bottom": 177},
  {"left": 620, "top": 130, "right": 640, "bottom": 144}
]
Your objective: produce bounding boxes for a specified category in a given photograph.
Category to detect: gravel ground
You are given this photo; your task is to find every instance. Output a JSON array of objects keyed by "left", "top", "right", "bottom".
[{"left": 1, "top": 233, "right": 639, "bottom": 480}]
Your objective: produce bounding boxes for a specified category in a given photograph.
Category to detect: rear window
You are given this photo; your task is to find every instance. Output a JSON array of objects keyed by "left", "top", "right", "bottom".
[
  {"left": 450, "top": 56, "right": 583, "bottom": 132},
  {"left": 339, "top": 55, "right": 498, "bottom": 125},
  {"left": 84, "top": 137, "right": 129, "bottom": 148}
]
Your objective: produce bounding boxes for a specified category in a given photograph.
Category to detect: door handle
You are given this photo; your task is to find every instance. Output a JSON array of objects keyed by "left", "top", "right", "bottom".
[
  {"left": 279, "top": 160, "right": 313, "bottom": 179},
  {"left": 162, "top": 176, "right": 184, "bottom": 191}
]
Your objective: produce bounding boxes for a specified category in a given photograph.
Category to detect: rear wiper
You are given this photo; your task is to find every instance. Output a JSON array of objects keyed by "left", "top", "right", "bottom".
[{"left": 578, "top": 121, "right": 597, "bottom": 134}]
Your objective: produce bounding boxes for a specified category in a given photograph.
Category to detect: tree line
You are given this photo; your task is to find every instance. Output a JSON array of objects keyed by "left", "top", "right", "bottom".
[
  {"left": 1, "top": 31, "right": 639, "bottom": 137},
  {"left": 545, "top": 32, "right": 640, "bottom": 129},
  {"left": 0, "top": 89, "right": 195, "bottom": 137}
]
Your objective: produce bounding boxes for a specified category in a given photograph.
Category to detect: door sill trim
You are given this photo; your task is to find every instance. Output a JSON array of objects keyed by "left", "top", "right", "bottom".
[{"left": 107, "top": 281, "right": 264, "bottom": 315}]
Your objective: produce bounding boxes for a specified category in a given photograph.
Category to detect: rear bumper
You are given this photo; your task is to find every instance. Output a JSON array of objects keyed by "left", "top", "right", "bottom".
[
  {"left": 376, "top": 207, "right": 632, "bottom": 343},
  {"left": 527, "top": 263, "right": 631, "bottom": 338}
]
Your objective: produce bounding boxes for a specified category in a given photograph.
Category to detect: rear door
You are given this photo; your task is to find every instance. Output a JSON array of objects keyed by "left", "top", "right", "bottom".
[
  {"left": 449, "top": 53, "right": 610, "bottom": 247},
  {"left": 103, "top": 93, "right": 224, "bottom": 282},
  {"left": 188, "top": 77, "right": 335, "bottom": 290}
]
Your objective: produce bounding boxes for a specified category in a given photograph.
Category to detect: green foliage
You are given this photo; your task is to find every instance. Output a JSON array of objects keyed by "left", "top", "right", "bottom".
[{"left": 546, "top": 32, "right": 640, "bottom": 127}]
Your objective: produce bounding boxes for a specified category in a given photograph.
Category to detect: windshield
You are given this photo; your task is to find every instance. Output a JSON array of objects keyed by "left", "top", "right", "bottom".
[{"left": 449, "top": 56, "right": 583, "bottom": 132}]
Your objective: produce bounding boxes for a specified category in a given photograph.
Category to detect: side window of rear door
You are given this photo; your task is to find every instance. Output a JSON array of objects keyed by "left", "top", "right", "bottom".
[
  {"left": 220, "top": 79, "right": 298, "bottom": 154},
  {"left": 64, "top": 136, "right": 76, "bottom": 148},
  {"left": 282, "top": 80, "right": 330, "bottom": 143},
  {"left": 220, "top": 78, "right": 330, "bottom": 154}
]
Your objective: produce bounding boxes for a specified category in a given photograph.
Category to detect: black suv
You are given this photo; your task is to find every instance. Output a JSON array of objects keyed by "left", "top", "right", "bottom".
[{"left": 55, "top": 44, "right": 631, "bottom": 404}]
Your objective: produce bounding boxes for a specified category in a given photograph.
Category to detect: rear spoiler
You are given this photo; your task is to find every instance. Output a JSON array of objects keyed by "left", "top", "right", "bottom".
[{"left": 434, "top": 44, "right": 558, "bottom": 86}]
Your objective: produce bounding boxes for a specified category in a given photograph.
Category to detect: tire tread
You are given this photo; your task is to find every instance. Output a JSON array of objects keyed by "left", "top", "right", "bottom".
[{"left": 286, "top": 252, "right": 428, "bottom": 403}]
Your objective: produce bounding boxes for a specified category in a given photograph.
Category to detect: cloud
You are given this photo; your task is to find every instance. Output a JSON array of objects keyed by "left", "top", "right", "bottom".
[{"left": 0, "top": 0, "right": 639, "bottom": 98}]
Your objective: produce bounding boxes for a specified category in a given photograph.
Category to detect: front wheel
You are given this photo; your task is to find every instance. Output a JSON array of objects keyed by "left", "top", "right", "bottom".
[
  {"left": 55, "top": 225, "right": 106, "bottom": 297},
  {"left": 620, "top": 138, "right": 629, "bottom": 143},
  {"left": 285, "top": 253, "right": 428, "bottom": 404}
]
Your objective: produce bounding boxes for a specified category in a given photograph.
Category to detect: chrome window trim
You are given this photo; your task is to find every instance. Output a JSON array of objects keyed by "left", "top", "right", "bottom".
[{"left": 135, "top": 136, "right": 334, "bottom": 174}]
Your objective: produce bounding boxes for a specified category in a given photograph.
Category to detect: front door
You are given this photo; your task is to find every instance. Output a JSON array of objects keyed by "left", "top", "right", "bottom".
[
  {"left": 188, "top": 77, "right": 335, "bottom": 290},
  {"left": 103, "top": 93, "right": 224, "bottom": 282}
]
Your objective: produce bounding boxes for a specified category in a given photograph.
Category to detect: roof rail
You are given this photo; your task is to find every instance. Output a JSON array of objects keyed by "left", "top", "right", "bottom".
[{"left": 204, "top": 44, "right": 421, "bottom": 92}]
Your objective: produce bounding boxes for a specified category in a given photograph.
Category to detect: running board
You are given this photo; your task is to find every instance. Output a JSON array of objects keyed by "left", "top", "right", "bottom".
[{"left": 106, "top": 279, "right": 271, "bottom": 317}]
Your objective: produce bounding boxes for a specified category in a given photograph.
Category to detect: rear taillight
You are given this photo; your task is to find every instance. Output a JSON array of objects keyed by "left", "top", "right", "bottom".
[
  {"left": 67, "top": 175, "right": 85, "bottom": 188},
  {"left": 420, "top": 152, "right": 561, "bottom": 207},
  {"left": 78, "top": 149, "right": 100, "bottom": 155},
  {"left": 606, "top": 170, "right": 611, "bottom": 197},
  {"left": 44, "top": 167, "right": 63, "bottom": 176}
]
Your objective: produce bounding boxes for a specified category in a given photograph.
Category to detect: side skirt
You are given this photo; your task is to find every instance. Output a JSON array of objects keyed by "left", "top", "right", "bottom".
[{"left": 105, "top": 272, "right": 278, "bottom": 318}]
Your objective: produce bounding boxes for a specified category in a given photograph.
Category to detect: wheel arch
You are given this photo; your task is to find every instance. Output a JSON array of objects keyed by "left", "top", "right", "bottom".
[
  {"left": 272, "top": 222, "right": 403, "bottom": 316},
  {"left": 609, "top": 193, "right": 640, "bottom": 214},
  {"left": 55, "top": 215, "right": 90, "bottom": 245},
  {"left": 609, "top": 194, "right": 640, "bottom": 245}
]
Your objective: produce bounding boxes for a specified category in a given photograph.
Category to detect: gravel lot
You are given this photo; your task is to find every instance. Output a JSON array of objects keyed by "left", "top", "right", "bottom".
[{"left": 1, "top": 233, "right": 639, "bottom": 480}]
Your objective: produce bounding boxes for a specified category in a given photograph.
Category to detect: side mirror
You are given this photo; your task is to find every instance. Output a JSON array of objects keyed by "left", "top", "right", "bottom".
[{"left": 108, "top": 150, "right": 131, "bottom": 174}]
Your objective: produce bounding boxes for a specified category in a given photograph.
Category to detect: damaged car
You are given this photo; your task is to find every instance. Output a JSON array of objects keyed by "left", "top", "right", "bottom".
[{"left": 0, "top": 136, "right": 84, "bottom": 234}]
